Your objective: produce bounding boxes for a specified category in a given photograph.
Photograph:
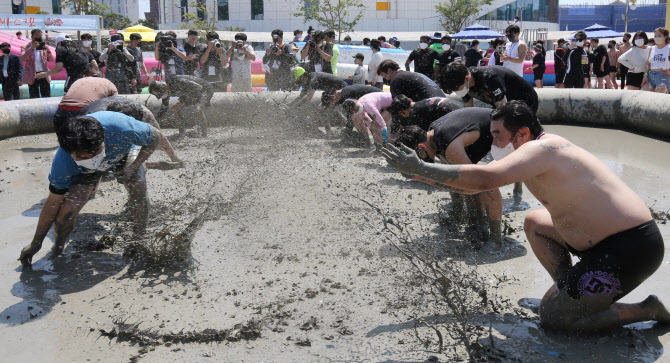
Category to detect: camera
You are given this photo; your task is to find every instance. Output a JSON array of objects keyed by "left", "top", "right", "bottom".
[
  {"left": 236, "top": 40, "right": 244, "bottom": 49},
  {"left": 156, "top": 32, "right": 176, "bottom": 47},
  {"left": 496, "top": 45, "right": 506, "bottom": 54},
  {"left": 309, "top": 40, "right": 317, "bottom": 49},
  {"left": 115, "top": 40, "right": 123, "bottom": 50},
  {"left": 212, "top": 39, "right": 221, "bottom": 48},
  {"left": 35, "top": 37, "right": 46, "bottom": 50}
]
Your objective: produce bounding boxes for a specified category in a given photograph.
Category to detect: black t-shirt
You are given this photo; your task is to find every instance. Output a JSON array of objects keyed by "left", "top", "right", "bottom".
[
  {"left": 583, "top": 51, "right": 594, "bottom": 74},
  {"left": 126, "top": 46, "right": 144, "bottom": 79},
  {"left": 164, "top": 75, "right": 214, "bottom": 106},
  {"left": 407, "top": 48, "right": 439, "bottom": 77},
  {"left": 390, "top": 71, "right": 446, "bottom": 102},
  {"left": 402, "top": 97, "right": 463, "bottom": 131},
  {"left": 200, "top": 47, "right": 226, "bottom": 82},
  {"left": 262, "top": 43, "right": 296, "bottom": 73},
  {"left": 183, "top": 42, "right": 204, "bottom": 76},
  {"left": 56, "top": 46, "right": 94, "bottom": 79},
  {"left": 464, "top": 48, "right": 483, "bottom": 67},
  {"left": 338, "top": 84, "right": 382, "bottom": 104},
  {"left": 320, "top": 42, "right": 334, "bottom": 74},
  {"left": 302, "top": 72, "right": 347, "bottom": 96},
  {"left": 592, "top": 45, "right": 609, "bottom": 73},
  {"left": 564, "top": 47, "right": 587, "bottom": 80},
  {"left": 435, "top": 50, "right": 462, "bottom": 68},
  {"left": 86, "top": 48, "right": 103, "bottom": 68},
  {"left": 463, "top": 66, "right": 538, "bottom": 112},
  {"left": 430, "top": 107, "right": 493, "bottom": 164},
  {"left": 532, "top": 52, "right": 546, "bottom": 72}
]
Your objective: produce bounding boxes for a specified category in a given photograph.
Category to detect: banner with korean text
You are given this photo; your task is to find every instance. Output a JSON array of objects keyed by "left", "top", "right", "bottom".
[{"left": 0, "top": 14, "right": 99, "bottom": 31}]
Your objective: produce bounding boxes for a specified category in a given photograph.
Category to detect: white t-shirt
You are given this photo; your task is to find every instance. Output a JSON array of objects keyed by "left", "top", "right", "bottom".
[
  {"left": 504, "top": 40, "right": 525, "bottom": 77},
  {"left": 231, "top": 44, "right": 255, "bottom": 79},
  {"left": 34, "top": 49, "right": 44, "bottom": 72},
  {"left": 368, "top": 51, "right": 384, "bottom": 83},
  {"left": 649, "top": 45, "right": 670, "bottom": 70}
]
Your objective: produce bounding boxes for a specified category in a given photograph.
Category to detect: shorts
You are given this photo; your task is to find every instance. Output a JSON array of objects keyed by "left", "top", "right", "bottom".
[
  {"left": 626, "top": 72, "right": 644, "bottom": 88},
  {"left": 594, "top": 66, "right": 609, "bottom": 78},
  {"left": 555, "top": 69, "right": 566, "bottom": 85},
  {"left": 533, "top": 70, "right": 545, "bottom": 81},
  {"left": 564, "top": 75, "right": 585, "bottom": 89},
  {"left": 557, "top": 220, "right": 664, "bottom": 300},
  {"left": 647, "top": 70, "right": 670, "bottom": 89}
]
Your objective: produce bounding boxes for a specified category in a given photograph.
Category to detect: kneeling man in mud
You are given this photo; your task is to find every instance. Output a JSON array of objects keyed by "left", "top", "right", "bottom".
[
  {"left": 19, "top": 111, "right": 167, "bottom": 267},
  {"left": 382, "top": 101, "right": 670, "bottom": 332}
]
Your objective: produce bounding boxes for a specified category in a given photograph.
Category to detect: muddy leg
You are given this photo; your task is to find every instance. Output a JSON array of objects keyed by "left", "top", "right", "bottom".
[
  {"left": 524, "top": 209, "right": 572, "bottom": 282},
  {"left": 124, "top": 164, "right": 149, "bottom": 235},
  {"left": 171, "top": 102, "right": 186, "bottom": 135},
  {"left": 449, "top": 192, "right": 468, "bottom": 224},
  {"left": 513, "top": 182, "right": 523, "bottom": 202},
  {"left": 477, "top": 188, "right": 503, "bottom": 247},
  {"left": 52, "top": 183, "right": 97, "bottom": 255},
  {"left": 142, "top": 107, "right": 181, "bottom": 163},
  {"left": 197, "top": 106, "right": 209, "bottom": 138}
]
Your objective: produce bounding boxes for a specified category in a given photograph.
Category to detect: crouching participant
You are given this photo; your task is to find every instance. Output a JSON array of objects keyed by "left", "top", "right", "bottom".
[
  {"left": 394, "top": 107, "right": 502, "bottom": 246},
  {"left": 383, "top": 101, "right": 670, "bottom": 333},
  {"left": 342, "top": 91, "right": 392, "bottom": 148},
  {"left": 149, "top": 75, "right": 214, "bottom": 137},
  {"left": 388, "top": 95, "right": 462, "bottom": 131},
  {"left": 19, "top": 112, "right": 165, "bottom": 267}
]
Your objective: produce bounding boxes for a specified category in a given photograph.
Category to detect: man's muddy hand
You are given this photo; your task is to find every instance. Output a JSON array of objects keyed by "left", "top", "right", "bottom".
[
  {"left": 381, "top": 143, "right": 423, "bottom": 176},
  {"left": 18, "top": 242, "right": 41, "bottom": 267}
]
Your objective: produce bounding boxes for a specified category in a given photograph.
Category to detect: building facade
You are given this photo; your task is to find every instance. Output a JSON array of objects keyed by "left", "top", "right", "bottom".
[
  {"left": 155, "top": 0, "right": 559, "bottom": 32},
  {"left": 0, "top": 0, "right": 69, "bottom": 16},
  {"left": 559, "top": 4, "right": 666, "bottom": 32},
  {"left": 99, "top": 0, "right": 143, "bottom": 23}
]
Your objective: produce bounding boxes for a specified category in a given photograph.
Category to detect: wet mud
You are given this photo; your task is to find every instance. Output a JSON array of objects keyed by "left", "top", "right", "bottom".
[{"left": 0, "top": 113, "right": 669, "bottom": 362}]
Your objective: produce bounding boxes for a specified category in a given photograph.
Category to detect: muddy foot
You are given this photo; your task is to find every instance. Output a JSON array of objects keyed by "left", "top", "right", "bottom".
[{"left": 644, "top": 295, "right": 670, "bottom": 324}]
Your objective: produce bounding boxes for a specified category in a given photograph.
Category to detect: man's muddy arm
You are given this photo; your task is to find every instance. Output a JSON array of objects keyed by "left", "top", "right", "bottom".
[
  {"left": 125, "top": 127, "right": 161, "bottom": 178},
  {"left": 409, "top": 174, "right": 482, "bottom": 194},
  {"left": 19, "top": 192, "right": 65, "bottom": 263}
]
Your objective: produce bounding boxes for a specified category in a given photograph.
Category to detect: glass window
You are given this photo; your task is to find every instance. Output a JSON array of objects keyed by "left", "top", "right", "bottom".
[
  {"left": 218, "top": 0, "right": 229, "bottom": 20},
  {"left": 251, "top": 0, "right": 263, "bottom": 20},
  {"left": 52, "top": 0, "right": 62, "bottom": 14},
  {"left": 197, "top": 0, "right": 206, "bottom": 20},
  {"left": 478, "top": 0, "right": 554, "bottom": 23},
  {"left": 181, "top": 0, "right": 188, "bottom": 21},
  {"left": 304, "top": 0, "right": 317, "bottom": 20}
]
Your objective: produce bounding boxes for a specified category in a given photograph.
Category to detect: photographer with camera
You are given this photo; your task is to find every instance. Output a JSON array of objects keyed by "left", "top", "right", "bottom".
[
  {"left": 126, "top": 33, "right": 148, "bottom": 94},
  {"left": 183, "top": 29, "right": 203, "bottom": 76},
  {"left": 81, "top": 33, "right": 103, "bottom": 69},
  {"left": 99, "top": 34, "right": 135, "bottom": 94},
  {"left": 300, "top": 30, "right": 333, "bottom": 74},
  {"left": 486, "top": 38, "right": 506, "bottom": 66},
  {"left": 324, "top": 29, "right": 339, "bottom": 76},
  {"left": 154, "top": 31, "right": 186, "bottom": 80},
  {"left": 36, "top": 35, "right": 98, "bottom": 93},
  {"left": 199, "top": 31, "right": 228, "bottom": 91},
  {"left": 21, "top": 29, "right": 54, "bottom": 98},
  {"left": 262, "top": 29, "right": 296, "bottom": 91},
  {"left": 226, "top": 32, "right": 256, "bottom": 92}
]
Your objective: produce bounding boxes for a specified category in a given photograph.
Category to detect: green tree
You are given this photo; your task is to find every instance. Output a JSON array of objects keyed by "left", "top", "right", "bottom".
[
  {"left": 58, "top": 0, "right": 131, "bottom": 29},
  {"left": 138, "top": 17, "right": 158, "bottom": 30},
  {"left": 58, "top": 0, "right": 96, "bottom": 15},
  {"left": 179, "top": 1, "right": 218, "bottom": 31},
  {"left": 35, "top": 10, "right": 50, "bottom": 14},
  {"left": 293, "top": 0, "right": 366, "bottom": 42},
  {"left": 435, "top": 0, "right": 493, "bottom": 34}
]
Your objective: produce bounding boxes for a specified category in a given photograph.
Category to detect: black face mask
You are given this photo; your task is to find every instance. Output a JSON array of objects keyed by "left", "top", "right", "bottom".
[
  {"left": 608, "top": 44, "right": 613, "bottom": 49},
  {"left": 1, "top": 48, "right": 9, "bottom": 55},
  {"left": 506, "top": 34, "right": 516, "bottom": 42}
]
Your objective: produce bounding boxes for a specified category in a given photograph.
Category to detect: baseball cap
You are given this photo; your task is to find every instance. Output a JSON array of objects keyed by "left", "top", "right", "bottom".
[
  {"left": 353, "top": 53, "right": 364, "bottom": 60},
  {"left": 431, "top": 32, "right": 442, "bottom": 40},
  {"left": 294, "top": 66, "right": 306, "bottom": 81},
  {"left": 55, "top": 34, "right": 71, "bottom": 44}
]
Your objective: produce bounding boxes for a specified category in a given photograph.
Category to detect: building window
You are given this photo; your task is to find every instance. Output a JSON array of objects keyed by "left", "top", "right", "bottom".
[
  {"left": 12, "top": 0, "right": 24, "bottom": 14},
  {"left": 218, "top": 0, "right": 229, "bottom": 20},
  {"left": 304, "top": 0, "right": 317, "bottom": 19},
  {"left": 52, "top": 0, "right": 62, "bottom": 14},
  {"left": 197, "top": 0, "right": 205, "bottom": 20},
  {"left": 251, "top": 0, "right": 263, "bottom": 20},
  {"left": 181, "top": 0, "right": 188, "bottom": 21}
]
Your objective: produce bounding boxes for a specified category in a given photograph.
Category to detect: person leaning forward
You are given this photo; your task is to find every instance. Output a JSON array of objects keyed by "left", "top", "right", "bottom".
[{"left": 383, "top": 100, "right": 670, "bottom": 333}]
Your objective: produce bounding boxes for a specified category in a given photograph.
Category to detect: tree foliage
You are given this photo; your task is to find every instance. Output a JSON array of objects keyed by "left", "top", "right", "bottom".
[
  {"left": 138, "top": 17, "right": 159, "bottom": 30},
  {"left": 179, "top": 1, "right": 218, "bottom": 31},
  {"left": 293, "top": 0, "right": 366, "bottom": 41},
  {"left": 435, "top": 0, "right": 493, "bottom": 34},
  {"left": 59, "top": 0, "right": 131, "bottom": 29}
]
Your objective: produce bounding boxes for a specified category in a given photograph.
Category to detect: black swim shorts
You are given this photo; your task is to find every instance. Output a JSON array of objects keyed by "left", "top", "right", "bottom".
[{"left": 557, "top": 220, "right": 664, "bottom": 301}]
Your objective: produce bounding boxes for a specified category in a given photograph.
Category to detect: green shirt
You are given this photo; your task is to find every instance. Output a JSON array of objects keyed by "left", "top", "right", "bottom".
[
  {"left": 430, "top": 43, "right": 444, "bottom": 54},
  {"left": 331, "top": 44, "right": 339, "bottom": 76}
]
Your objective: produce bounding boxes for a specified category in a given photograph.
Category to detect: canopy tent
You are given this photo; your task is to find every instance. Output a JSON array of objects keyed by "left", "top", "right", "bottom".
[
  {"left": 119, "top": 24, "right": 158, "bottom": 41},
  {"left": 568, "top": 23, "right": 622, "bottom": 40},
  {"left": 451, "top": 24, "right": 505, "bottom": 40}
]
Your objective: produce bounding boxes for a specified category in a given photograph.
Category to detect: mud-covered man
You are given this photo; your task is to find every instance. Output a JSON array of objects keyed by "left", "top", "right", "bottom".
[
  {"left": 19, "top": 112, "right": 170, "bottom": 267},
  {"left": 383, "top": 101, "right": 670, "bottom": 333},
  {"left": 388, "top": 95, "right": 462, "bottom": 131},
  {"left": 149, "top": 75, "right": 214, "bottom": 137}
]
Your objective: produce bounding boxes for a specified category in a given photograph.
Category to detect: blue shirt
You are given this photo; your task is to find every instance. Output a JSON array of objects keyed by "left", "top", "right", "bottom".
[{"left": 48, "top": 111, "right": 154, "bottom": 192}]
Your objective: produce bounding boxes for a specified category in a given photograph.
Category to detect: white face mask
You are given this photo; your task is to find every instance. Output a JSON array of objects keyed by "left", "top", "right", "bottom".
[
  {"left": 635, "top": 38, "right": 645, "bottom": 47},
  {"left": 419, "top": 42, "right": 428, "bottom": 49},
  {"left": 442, "top": 44, "right": 450, "bottom": 51},
  {"left": 74, "top": 144, "right": 106, "bottom": 170},
  {"left": 355, "top": 104, "right": 365, "bottom": 115},
  {"left": 82, "top": 40, "right": 92, "bottom": 47},
  {"left": 655, "top": 36, "right": 665, "bottom": 45},
  {"left": 575, "top": 40, "right": 585, "bottom": 47},
  {"left": 490, "top": 139, "right": 515, "bottom": 160},
  {"left": 454, "top": 82, "right": 469, "bottom": 97}
]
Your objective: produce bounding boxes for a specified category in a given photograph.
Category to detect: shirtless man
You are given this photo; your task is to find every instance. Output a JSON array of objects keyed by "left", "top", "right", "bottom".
[{"left": 382, "top": 100, "right": 670, "bottom": 332}]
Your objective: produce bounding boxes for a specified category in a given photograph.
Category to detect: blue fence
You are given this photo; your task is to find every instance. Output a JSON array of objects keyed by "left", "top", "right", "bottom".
[{"left": 559, "top": 4, "right": 666, "bottom": 32}]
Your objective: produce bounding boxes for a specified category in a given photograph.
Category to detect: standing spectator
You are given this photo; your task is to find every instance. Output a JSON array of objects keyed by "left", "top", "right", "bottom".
[
  {"left": 263, "top": 29, "right": 296, "bottom": 91},
  {"left": 368, "top": 39, "right": 384, "bottom": 89},
  {"left": 325, "top": 29, "right": 339, "bottom": 76},
  {"left": 583, "top": 41, "right": 594, "bottom": 88},
  {"left": 0, "top": 43, "right": 23, "bottom": 101},
  {"left": 617, "top": 31, "right": 650, "bottom": 90},
  {"left": 226, "top": 32, "right": 256, "bottom": 92},
  {"left": 464, "top": 40, "right": 483, "bottom": 67},
  {"left": 647, "top": 27, "right": 670, "bottom": 93},
  {"left": 487, "top": 38, "right": 506, "bottom": 66},
  {"left": 562, "top": 30, "right": 588, "bottom": 88},
  {"left": 501, "top": 24, "right": 527, "bottom": 77},
  {"left": 183, "top": 29, "right": 203, "bottom": 76},
  {"left": 15, "top": 31, "right": 22, "bottom": 40},
  {"left": 508, "top": 16, "right": 520, "bottom": 27},
  {"left": 526, "top": 43, "right": 545, "bottom": 88},
  {"left": 21, "top": 29, "right": 53, "bottom": 98},
  {"left": 350, "top": 53, "right": 366, "bottom": 84},
  {"left": 378, "top": 36, "right": 396, "bottom": 49},
  {"left": 607, "top": 40, "right": 620, "bottom": 89},
  {"left": 432, "top": 35, "right": 462, "bottom": 80},
  {"left": 293, "top": 29, "right": 303, "bottom": 43},
  {"left": 342, "top": 35, "right": 353, "bottom": 45},
  {"left": 591, "top": 38, "right": 611, "bottom": 89},
  {"left": 154, "top": 31, "right": 185, "bottom": 81},
  {"left": 126, "top": 33, "right": 148, "bottom": 94},
  {"left": 301, "top": 30, "right": 333, "bottom": 73},
  {"left": 80, "top": 33, "right": 103, "bottom": 69},
  {"left": 362, "top": 37, "right": 371, "bottom": 46},
  {"left": 99, "top": 34, "right": 134, "bottom": 94},
  {"left": 303, "top": 26, "right": 314, "bottom": 42},
  {"left": 406, "top": 35, "right": 439, "bottom": 78},
  {"left": 36, "top": 35, "right": 98, "bottom": 93},
  {"left": 199, "top": 31, "right": 228, "bottom": 91},
  {"left": 554, "top": 38, "right": 567, "bottom": 88},
  {"left": 429, "top": 32, "right": 443, "bottom": 53},
  {"left": 618, "top": 33, "right": 632, "bottom": 89}
]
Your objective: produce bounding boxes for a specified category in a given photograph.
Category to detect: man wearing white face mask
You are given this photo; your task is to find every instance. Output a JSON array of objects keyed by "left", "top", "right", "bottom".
[
  {"left": 19, "top": 111, "right": 169, "bottom": 268},
  {"left": 563, "top": 30, "right": 588, "bottom": 88},
  {"left": 393, "top": 107, "right": 503, "bottom": 247},
  {"left": 405, "top": 35, "right": 439, "bottom": 78},
  {"left": 432, "top": 35, "right": 462, "bottom": 81},
  {"left": 383, "top": 100, "right": 670, "bottom": 334}
]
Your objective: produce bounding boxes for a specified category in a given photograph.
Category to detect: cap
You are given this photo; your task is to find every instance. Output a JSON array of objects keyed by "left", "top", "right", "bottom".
[
  {"left": 293, "top": 66, "right": 306, "bottom": 81},
  {"left": 432, "top": 32, "right": 442, "bottom": 40},
  {"left": 353, "top": 53, "right": 364, "bottom": 60},
  {"left": 110, "top": 34, "right": 124, "bottom": 42},
  {"left": 55, "top": 34, "right": 71, "bottom": 44}
]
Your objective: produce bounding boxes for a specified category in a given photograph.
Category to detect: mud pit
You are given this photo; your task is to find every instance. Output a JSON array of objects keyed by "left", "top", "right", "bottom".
[{"left": 0, "top": 106, "right": 669, "bottom": 362}]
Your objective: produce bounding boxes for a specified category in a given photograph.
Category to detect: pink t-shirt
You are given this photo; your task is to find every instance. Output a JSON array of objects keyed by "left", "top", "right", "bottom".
[{"left": 357, "top": 92, "right": 392, "bottom": 129}]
